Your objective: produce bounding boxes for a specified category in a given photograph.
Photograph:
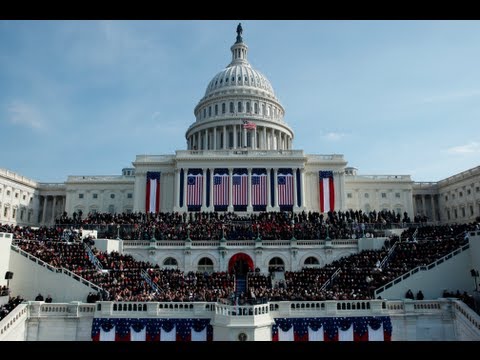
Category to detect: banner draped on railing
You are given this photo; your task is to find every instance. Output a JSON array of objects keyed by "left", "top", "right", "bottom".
[
  {"left": 91, "top": 318, "right": 213, "bottom": 342},
  {"left": 272, "top": 316, "right": 392, "bottom": 341}
]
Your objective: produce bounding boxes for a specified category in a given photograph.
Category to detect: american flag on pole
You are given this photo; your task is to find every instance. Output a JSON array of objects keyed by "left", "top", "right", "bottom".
[
  {"left": 145, "top": 171, "right": 161, "bottom": 213},
  {"left": 242, "top": 119, "right": 256, "bottom": 130},
  {"left": 213, "top": 173, "right": 229, "bottom": 206},
  {"left": 251, "top": 173, "right": 267, "bottom": 206},
  {"left": 319, "top": 170, "right": 335, "bottom": 213},
  {"left": 187, "top": 173, "right": 203, "bottom": 206},
  {"left": 277, "top": 172, "right": 293, "bottom": 206},
  {"left": 232, "top": 173, "right": 248, "bottom": 205}
]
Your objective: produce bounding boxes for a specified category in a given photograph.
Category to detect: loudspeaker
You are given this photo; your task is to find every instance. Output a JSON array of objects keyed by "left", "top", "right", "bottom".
[{"left": 4, "top": 271, "right": 13, "bottom": 280}]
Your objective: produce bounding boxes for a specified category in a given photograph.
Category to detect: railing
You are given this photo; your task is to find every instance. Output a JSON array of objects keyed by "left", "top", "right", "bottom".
[
  {"left": 10, "top": 244, "right": 108, "bottom": 296},
  {"left": 374, "top": 242, "right": 470, "bottom": 296},
  {"left": 175, "top": 149, "right": 305, "bottom": 158},
  {"left": 0, "top": 303, "right": 28, "bottom": 339},
  {"left": 140, "top": 269, "right": 163, "bottom": 297},
  {"left": 83, "top": 243, "right": 103, "bottom": 270},
  {"left": 320, "top": 268, "right": 341, "bottom": 291},
  {"left": 452, "top": 299, "right": 480, "bottom": 332},
  {"left": 380, "top": 241, "right": 398, "bottom": 268},
  {"left": 214, "top": 303, "right": 270, "bottom": 317}
]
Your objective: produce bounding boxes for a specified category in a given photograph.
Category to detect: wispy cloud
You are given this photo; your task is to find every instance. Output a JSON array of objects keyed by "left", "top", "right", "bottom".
[
  {"left": 421, "top": 90, "right": 480, "bottom": 104},
  {"left": 6, "top": 101, "right": 44, "bottom": 129},
  {"left": 322, "top": 132, "right": 346, "bottom": 141},
  {"left": 445, "top": 141, "right": 480, "bottom": 154}
]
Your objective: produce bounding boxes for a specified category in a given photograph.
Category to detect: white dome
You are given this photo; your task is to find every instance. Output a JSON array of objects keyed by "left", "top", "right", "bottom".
[{"left": 204, "top": 64, "right": 275, "bottom": 98}]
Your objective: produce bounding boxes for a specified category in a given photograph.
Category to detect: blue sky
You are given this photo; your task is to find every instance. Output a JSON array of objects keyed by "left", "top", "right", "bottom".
[{"left": 1, "top": 20, "right": 479, "bottom": 183}]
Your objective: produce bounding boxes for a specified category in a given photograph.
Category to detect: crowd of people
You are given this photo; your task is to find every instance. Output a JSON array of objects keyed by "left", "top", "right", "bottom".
[
  {"left": 52, "top": 210, "right": 413, "bottom": 241},
  {"left": 1, "top": 214, "right": 477, "bottom": 306},
  {"left": 0, "top": 296, "right": 24, "bottom": 322}
]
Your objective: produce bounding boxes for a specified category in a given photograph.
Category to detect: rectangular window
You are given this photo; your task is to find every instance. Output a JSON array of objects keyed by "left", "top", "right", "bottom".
[
  {"left": 447, "top": 210, "right": 450, "bottom": 220},
  {"left": 93, "top": 193, "right": 98, "bottom": 199},
  {"left": 461, "top": 208, "right": 466, "bottom": 217},
  {"left": 476, "top": 186, "right": 480, "bottom": 192},
  {"left": 467, "top": 189, "right": 471, "bottom": 195},
  {"left": 15, "top": 193, "right": 18, "bottom": 198},
  {"left": 23, "top": 195, "right": 26, "bottom": 200},
  {"left": 395, "top": 192, "right": 401, "bottom": 198},
  {"left": 470, "top": 206, "right": 474, "bottom": 216},
  {"left": 454, "top": 209, "right": 458, "bottom": 218},
  {"left": 12, "top": 208, "right": 16, "bottom": 219},
  {"left": 79, "top": 193, "right": 84, "bottom": 199},
  {"left": 347, "top": 193, "right": 352, "bottom": 198},
  {"left": 28, "top": 212, "right": 31, "bottom": 222},
  {"left": 7, "top": 190, "right": 10, "bottom": 196},
  {"left": 445, "top": 195, "right": 448, "bottom": 201},
  {"left": 459, "top": 191, "right": 463, "bottom": 197},
  {"left": 381, "top": 193, "right": 387, "bottom": 198},
  {"left": 20, "top": 210, "right": 24, "bottom": 220},
  {"left": 127, "top": 193, "right": 133, "bottom": 199},
  {"left": 452, "top": 194, "right": 455, "bottom": 199},
  {"left": 4, "top": 207, "right": 8, "bottom": 217}
]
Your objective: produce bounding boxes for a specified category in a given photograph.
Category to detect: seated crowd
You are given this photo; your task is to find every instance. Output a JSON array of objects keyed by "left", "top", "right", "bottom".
[
  {"left": 1, "top": 215, "right": 477, "bottom": 306},
  {"left": 0, "top": 296, "right": 24, "bottom": 322},
  {"left": 53, "top": 209, "right": 411, "bottom": 241}
]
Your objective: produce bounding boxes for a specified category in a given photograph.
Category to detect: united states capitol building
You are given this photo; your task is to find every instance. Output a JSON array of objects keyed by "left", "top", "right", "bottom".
[
  {"left": 0, "top": 25, "right": 479, "bottom": 228},
  {"left": 1, "top": 25, "right": 480, "bottom": 342}
]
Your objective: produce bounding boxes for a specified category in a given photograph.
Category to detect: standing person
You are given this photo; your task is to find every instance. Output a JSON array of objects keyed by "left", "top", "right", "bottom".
[
  {"left": 45, "top": 294, "right": 53, "bottom": 303},
  {"left": 416, "top": 290, "right": 424, "bottom": 300}
]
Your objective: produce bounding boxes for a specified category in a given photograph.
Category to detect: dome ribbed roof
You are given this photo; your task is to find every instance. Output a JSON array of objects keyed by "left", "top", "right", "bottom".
[{"left": 204, "top": 65, "right": 275, "bottom": 97}]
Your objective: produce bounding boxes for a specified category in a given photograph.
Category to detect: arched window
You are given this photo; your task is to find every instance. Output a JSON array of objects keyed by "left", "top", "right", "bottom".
[
  {"left": 246, "top": 102, "right": 251, "bottom": 113},
  {"left": 215, "top": 104, "right": 218, "bottom": 116},
  {"left": 254, "top": 103, "right": 259, "bottom": 114},
  {"left": 208, "top": 106, "right": 212, "bottom": 117},
  {"left": 198, "top": 257, "right": 214, "bottom": 273},
  {"left": 262, "top": 104, "right": 265, "bottom": 115},
  {"left": 238, "top": 102, "right": 243, "bottom": 113},
  {"left": 203, "top": 108, "right": 206, "bottom": 119},
  {"left": 304, "top": 257, "right": 320, "bottom": 268},
  {"left": 222, "top": 103, "right": 226, "bottom": 114},
  {"left": 163, "top": 257, "right": 178, "bottom": 269},
  {"left": 268, "top": 257, "right": 284, "bottom": 272},
  {"left": 230, "top": 102, "right": 234, "bottom": 113}
]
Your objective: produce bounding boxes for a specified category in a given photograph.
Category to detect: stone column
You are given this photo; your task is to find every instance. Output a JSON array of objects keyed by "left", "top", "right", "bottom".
[
  {"left": 202, "top": 168, "right": 207, "bottom": 211},
  {"left": 209, "top": 167, "right": 214, "bottom": 211},
  {"left": 196, "top": 132, "right": 200, "bottom": 150},
  {"left": 183, "top": 168, "right": 188, "bottom": 211},
  {"left": 300, "top": 168, "right": 305, "bottom": 210},
  {"left": 243, "top": 127, "right": 247, "bottom": 148},
  {"left": 41, "top": 196, "right": 47, "bottom": 225},
  {"left": 430, "top": 195, "right": 436, "bottom": 222},
  {"left": 273, "top": 168, "right": 279, "bottom": 209},
  {"left": 174, "top": 168, "right": 180, "bottom": 209},
  {"left": 421, "top": 195, "right": 426, "bottom": 217},
  {"left": 223, "top": 125, "right": 227, "bottom": 149},
  {"left": 228, "top": 168, "right": 234, "bottom": 212},
  {"left": 263, "top": 127, "right": 267, "bottom": 150},
  {"left": 293, "top": 168, "right": 298, "bottom": 210},
  {"left": 51, "top": 196, "right": 56, "bottom": 225},
  {"left": 247, "top": 168, "right": 253, "bottom": 212},
  {"left": 213, "top": 127, "right": 217, "bottom": 150},
  {"left": 233, "top": 125, "right": 237, "bottom": 149},
  {"left": 266, "top": 167, "right": 272, "bottom": 211}
]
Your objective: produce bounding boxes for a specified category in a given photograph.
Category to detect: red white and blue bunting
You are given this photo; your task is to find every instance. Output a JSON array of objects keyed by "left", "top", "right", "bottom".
[
  {"left": 272, "top": 317, "right": 392, "bottom": 341},
  {"left": 91, "top": 318, "right": 213, "bottom": 342}
]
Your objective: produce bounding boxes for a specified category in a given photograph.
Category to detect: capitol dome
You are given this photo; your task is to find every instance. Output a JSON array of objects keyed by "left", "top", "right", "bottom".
[{"left": 185, "top": 24, "right": 294, "bottom": 152}]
